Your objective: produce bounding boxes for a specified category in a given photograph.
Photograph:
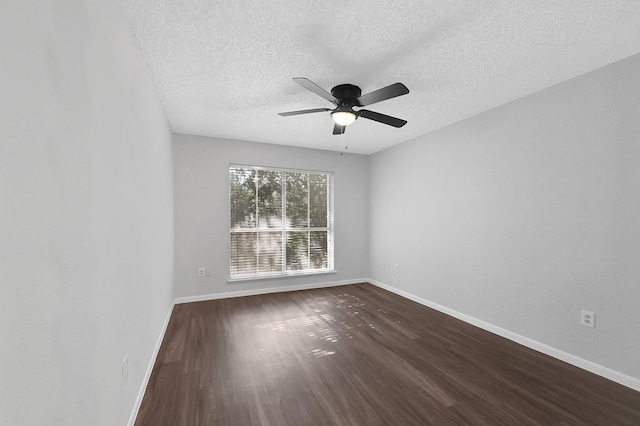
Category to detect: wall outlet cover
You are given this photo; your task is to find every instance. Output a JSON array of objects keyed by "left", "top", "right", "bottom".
[
  {"left": 122, "top": 355, "right": 129, "bottom": 384},
  {"left": 581, "top": 310, "right": 595, "bottom": 328}
]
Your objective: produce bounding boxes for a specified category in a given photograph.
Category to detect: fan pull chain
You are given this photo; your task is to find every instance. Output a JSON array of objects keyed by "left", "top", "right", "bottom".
[{"left": 339, "top": 126, "right": 348, "bottom": 156}]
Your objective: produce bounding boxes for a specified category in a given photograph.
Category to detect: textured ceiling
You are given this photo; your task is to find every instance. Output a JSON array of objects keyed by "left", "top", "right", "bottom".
[{"left": 122, "top": 0, "right": 640, "bottom": 155}]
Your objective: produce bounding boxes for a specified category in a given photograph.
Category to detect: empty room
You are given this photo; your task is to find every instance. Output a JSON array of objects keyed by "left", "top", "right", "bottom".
[{"left": 2, "top": 1, "right": 640, "bottom": 425}]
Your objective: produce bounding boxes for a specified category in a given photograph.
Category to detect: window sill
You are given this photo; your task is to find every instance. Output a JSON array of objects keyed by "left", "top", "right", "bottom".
[{"left": 227, "top": 269, "right": 337, "bottom": 283}]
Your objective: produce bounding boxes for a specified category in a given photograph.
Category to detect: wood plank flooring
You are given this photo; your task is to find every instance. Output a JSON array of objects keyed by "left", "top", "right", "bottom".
[{"left": 135, "top": 283, "right": 640, "bottom": 425}]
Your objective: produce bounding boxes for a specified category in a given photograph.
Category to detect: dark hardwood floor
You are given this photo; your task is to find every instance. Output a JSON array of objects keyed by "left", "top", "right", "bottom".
[{"left": 135, "top": 283, "right": 640, "bottom": 425}]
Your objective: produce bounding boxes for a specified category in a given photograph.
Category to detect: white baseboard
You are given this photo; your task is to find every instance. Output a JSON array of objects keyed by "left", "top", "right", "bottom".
[
  {"left": 368, "top": 279, "right": 640, "bottom": 393},
  {"left": 173, "top": 278, "right": 368, "bottom": 304},
  {"left": 127, "top": 303, "right": 176, "bottom": 426}
]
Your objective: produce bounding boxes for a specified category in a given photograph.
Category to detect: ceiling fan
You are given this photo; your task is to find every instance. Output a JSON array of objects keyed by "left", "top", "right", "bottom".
[{"left": 279, "top": 77, "right": 409, "bottom": 135}]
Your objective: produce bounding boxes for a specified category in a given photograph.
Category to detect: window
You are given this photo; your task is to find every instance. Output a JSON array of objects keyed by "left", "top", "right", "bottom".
[{"left": 229, "top": 165, "right": 334, "bottom": 280}]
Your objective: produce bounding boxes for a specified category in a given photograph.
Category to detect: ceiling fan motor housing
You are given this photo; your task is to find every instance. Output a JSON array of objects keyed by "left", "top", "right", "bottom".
[{"left": 331, "top": 84, "right": 362, "bottom": 106}]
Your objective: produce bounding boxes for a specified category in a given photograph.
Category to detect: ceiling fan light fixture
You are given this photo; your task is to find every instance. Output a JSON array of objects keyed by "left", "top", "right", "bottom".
[{"left": 331, "top": 108, "right": 357, "bottom": 126}]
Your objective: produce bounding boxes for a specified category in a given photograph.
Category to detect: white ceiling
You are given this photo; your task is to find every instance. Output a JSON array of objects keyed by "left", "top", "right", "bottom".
[{"left": 122, "top": 0, "right": 640, "bottom": 155}]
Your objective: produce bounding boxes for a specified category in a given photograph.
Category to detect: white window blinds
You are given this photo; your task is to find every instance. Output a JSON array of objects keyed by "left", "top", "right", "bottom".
[{"left": 229, "top": 165, "right": 334, "bottom": 280}]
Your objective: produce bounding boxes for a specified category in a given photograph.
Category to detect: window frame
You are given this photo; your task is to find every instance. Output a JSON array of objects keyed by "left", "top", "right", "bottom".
[{"left": 228, "top": 164, "right": 335, "bottom": 282}]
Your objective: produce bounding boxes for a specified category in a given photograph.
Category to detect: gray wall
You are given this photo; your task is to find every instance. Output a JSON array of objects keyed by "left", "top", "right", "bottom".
[
  {"left": 173, "top": 134, "right": 369, "bottom": 298},
  {"left": 0, "top": 1, "right": 174, "bottom": 425},
  {"left": 369, "top": 54, "right": 640, "bottom": 380}
]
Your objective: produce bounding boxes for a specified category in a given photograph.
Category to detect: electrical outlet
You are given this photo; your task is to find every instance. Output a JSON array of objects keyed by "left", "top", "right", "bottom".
[
  {"left": 198, "top": 267, "right": 205, "bottom": 277},
  {"left": 394, "top": 263, "right": 399, "bottom": 272},
  {"left": 122, "top": 355, "right": 128, "bottom": 384},
  {"left": 581, "top": 310, "right": 595, "bottom": 328}
]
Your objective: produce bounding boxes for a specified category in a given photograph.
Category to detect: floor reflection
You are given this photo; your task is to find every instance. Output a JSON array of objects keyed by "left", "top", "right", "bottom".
[{"left": 255, "top": 293, "right": 380, "bottom": 357}]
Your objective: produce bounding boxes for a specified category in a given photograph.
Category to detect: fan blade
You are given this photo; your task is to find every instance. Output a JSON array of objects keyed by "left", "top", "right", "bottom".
[
  {"left": 293, "top": 78, "right": 338, "bottom": 104},
  {"left": 358, "top": 109, "right": 407, "bottom": 128},
  {"left": 278, "top": 108, "right": 331, "bottom": 116},
  {"left": 332, "top": 123, "right": 346, "bottom": 135},
  {"left": 357, "top": 83, "right": 409, "bottom": 106}
]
